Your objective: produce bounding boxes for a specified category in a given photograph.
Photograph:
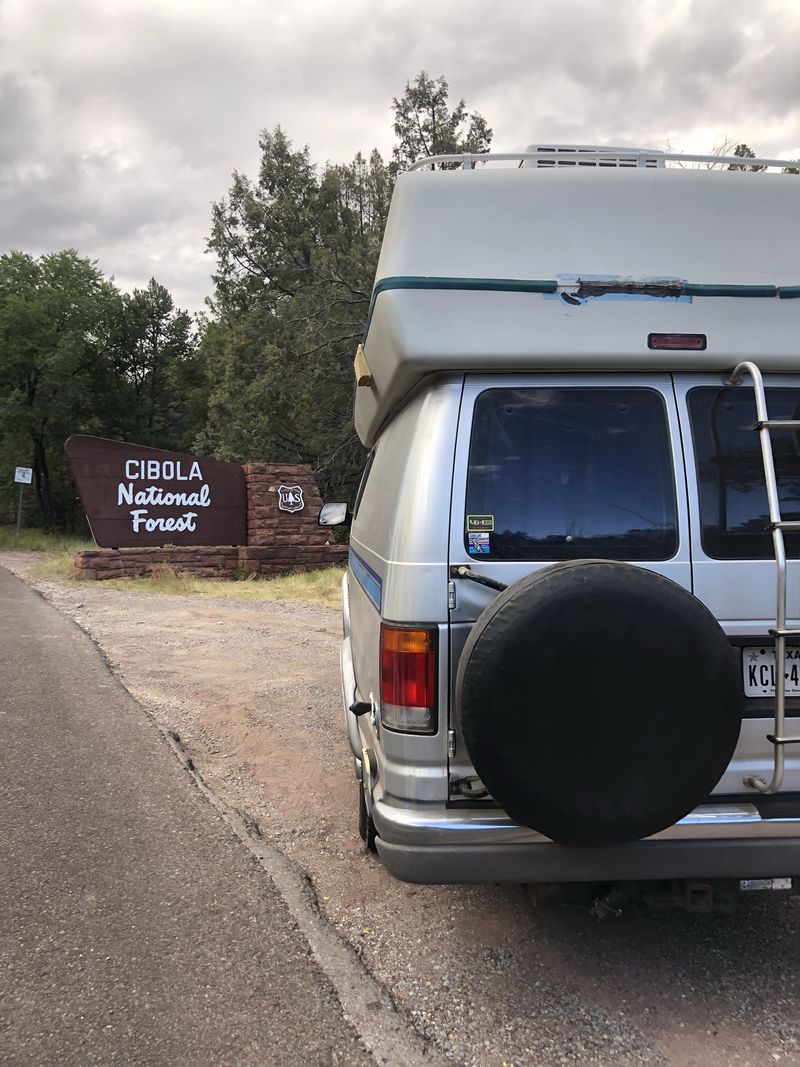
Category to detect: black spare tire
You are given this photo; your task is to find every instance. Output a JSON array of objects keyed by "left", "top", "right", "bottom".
[{"left": 456, "top": 560, "right": 743, "bottom": 847}]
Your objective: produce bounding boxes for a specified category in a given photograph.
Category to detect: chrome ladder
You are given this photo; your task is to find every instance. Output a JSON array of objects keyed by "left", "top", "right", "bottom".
[{"left": 726, "top": 361, "right": 800, "bottom": 794}]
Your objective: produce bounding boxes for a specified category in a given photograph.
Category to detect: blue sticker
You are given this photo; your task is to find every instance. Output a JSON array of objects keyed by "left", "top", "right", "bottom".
[{"left": 468, "top": 532, "right": 491, "bottom": 555}]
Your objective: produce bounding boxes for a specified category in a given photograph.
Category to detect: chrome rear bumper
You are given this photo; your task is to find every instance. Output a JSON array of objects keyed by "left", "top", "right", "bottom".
[{"left": 372, "top": 797, "right": 800, "bottom": 884}]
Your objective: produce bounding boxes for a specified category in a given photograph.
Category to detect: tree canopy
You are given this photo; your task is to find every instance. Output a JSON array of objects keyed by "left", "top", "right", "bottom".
[
  {"left": 200, "top": 72, "right": 491, "bottom": 499},
  {"left": 391, "top": 72, "right": 493, "bottom": 171},
  {"left": 728, "top": 143, "right": 766, "bottom": 172},
  {"left": 0, "top": 252, "right": 203, "bottom": 529}
]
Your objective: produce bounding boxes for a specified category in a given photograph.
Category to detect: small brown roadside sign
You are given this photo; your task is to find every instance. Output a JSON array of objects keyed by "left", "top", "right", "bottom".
[{"left": 65, "top": 435, "right": 247, "bottom": 548}]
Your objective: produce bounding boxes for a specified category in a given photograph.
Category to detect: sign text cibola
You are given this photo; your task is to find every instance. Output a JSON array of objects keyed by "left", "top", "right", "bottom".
[
  {"left": 117, "top": 459, "right": 209, "bottom": 530},
  {"left": 65, "top": 436, "right": 246, "bottom": 548}
]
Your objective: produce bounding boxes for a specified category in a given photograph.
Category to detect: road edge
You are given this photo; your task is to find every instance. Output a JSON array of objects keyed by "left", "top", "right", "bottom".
[{"left": 6, "top": 565, "right": 450, "bottom": 1067}]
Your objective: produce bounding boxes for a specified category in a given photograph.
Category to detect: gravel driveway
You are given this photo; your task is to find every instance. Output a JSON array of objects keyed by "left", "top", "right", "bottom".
[{"left": 5, "top": 551, "right": 800, "bottom": 1066}]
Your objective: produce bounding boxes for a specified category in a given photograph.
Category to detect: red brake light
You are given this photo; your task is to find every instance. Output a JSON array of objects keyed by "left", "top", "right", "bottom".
[
  {"left": 380, "top": 625, "right": 437, "bottom": 731},
  {"left": 648, "top": 333, "right": 707, "bottom": 351}
]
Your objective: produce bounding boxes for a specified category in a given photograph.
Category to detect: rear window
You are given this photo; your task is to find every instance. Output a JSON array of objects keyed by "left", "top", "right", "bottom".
[
  {"left": 688, "top": 386, "right": 800, "bottom": 560},
  {"left": 464, "top": 388, "right": 678, "bottom": 561}
]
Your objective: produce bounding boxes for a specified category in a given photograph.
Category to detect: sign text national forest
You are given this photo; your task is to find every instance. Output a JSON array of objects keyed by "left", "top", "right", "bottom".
[{"left": 65, "top": 436, "right": 247, "bottom": 548}]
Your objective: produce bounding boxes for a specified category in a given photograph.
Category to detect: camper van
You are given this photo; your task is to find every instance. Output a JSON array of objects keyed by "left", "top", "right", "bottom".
[{"left": 320, "top": 145, "right": 800, "bottom": 896}]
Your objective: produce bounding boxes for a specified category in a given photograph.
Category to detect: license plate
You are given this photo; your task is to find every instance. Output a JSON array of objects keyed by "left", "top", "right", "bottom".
[
  {"left": 743, "top": 646, "right": 800, "bottom": 697},
  {"left": 740, "top": 878, "right": 793, "bottom": 892}
]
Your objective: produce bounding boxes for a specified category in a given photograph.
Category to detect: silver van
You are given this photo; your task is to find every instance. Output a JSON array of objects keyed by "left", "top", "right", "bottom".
[{"left": 321, "top": 145, "right": 800, "bottom": 893}]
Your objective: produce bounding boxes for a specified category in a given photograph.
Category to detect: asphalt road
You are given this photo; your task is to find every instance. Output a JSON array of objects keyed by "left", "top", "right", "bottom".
[{"left": 0, "top": 567, "right": 372, "bottom": 1066}]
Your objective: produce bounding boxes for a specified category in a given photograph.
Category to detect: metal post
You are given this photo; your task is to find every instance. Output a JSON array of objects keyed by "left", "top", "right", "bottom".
[{"left": 14, "top": 483, "right": 23, "bottom": 545}]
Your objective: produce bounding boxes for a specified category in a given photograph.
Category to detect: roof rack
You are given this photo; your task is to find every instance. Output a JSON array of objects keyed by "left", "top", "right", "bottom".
[{"left": 408, "top": 147, "right": 800, "bottom": 172}]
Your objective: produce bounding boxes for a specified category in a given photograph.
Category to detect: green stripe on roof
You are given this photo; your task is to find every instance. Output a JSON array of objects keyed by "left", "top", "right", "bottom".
[
  {"left": 362, "top": 275, "right": 800, "bottom": 344},
  {"left": 363, "top": 276, "right": 558, "bottom": 342},
  {"left": 682, "top": 283, "right": 778, "bottom": 297},
  {"left": 372, "top": 276, "right": 559, "bottom": 296}
]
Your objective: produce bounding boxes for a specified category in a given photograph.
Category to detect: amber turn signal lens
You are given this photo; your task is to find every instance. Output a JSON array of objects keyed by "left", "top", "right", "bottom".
[{"left": 380, "top": 627, "right": 436, "bottom": 654}]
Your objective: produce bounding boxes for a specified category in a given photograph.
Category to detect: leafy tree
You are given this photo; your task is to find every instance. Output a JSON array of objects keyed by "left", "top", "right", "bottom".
[
  {"left": 200, "top": 130, "right": 393, "bottom": 495},
  {"left": 200, "top": 75, "right": 492, "bottom": 499},
  {"left": 728, "top": 143, "right": 766, "bottom": 172},
  {"left": 109, "top": 278, "right": 203, "bottom": 450},
  {"left": 0, "top": 253, "right": 204, "bottom": 529},
  {"left": 0, "top": 250, "right": 121, "bottom": 527},
  {"left": 392, "top": 72, "right": 492, "bottom": 172},
  {"left": 724, "top": 143, "right": 799, "bottom": 174}
]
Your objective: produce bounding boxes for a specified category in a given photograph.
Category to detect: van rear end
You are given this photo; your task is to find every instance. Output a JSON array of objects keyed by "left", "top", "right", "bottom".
[{"left": 336, "top": 146, "right": 800, "bottom": 887}]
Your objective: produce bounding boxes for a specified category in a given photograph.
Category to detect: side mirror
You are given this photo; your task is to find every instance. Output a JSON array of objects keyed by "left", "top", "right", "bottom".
[{"left": 319, "top": 501, "right": 349, "bottom": 527}]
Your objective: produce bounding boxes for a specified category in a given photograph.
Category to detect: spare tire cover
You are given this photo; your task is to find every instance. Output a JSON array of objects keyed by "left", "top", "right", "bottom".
[{"left": 456, "top": 560, "right": 743, "bottom": 847}]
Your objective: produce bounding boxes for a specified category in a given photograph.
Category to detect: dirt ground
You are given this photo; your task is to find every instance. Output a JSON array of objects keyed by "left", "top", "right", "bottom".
[{"left": 5, "top": 550, "right": 800, "bottom": 1067}]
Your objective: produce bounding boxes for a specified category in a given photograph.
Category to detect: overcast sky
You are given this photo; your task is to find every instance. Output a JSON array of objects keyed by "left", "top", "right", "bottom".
[{"left": 2, "top": 0, "right": 798, "bottom": 314}]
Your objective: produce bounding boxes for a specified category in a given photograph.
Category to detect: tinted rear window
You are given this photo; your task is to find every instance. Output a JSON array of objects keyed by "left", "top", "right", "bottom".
[
  {"left": 464, "top": 388, "right": 678, "bottom": 561},
  {"left": 689, "top": 386, "right": 800, "bottom": 559}
]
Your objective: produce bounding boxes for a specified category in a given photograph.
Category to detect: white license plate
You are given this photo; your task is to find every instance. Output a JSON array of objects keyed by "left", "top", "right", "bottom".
[
  {"left": 743, "top": 646, "right": 800, "bottom": 697},
  {"left": 740, "top": 878, "right": 793, "bottom": 892}
]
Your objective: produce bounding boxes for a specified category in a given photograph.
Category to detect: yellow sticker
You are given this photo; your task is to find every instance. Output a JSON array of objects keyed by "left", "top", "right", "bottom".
[{"left": 466, "top": 514, "right": 494, "bottom": 532}]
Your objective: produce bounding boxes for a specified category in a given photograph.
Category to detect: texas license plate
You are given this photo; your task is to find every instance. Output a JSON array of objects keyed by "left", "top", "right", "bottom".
[
  {"left": 740, "top": 878, "right": 793, "bottom": 892},
  {"left": 743, "top": 646, "right": 800, "bottom": 697}
]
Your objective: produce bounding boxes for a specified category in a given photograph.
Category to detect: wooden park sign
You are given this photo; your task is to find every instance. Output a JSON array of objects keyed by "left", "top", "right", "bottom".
[{"left": 64, "top": 435, "right": 247, "bottom": 548}]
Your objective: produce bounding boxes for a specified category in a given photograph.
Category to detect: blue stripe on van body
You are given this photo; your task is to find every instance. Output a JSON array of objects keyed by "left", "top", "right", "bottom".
[{"left": 349, "top": 547, "right": 382, "bottom": 611}]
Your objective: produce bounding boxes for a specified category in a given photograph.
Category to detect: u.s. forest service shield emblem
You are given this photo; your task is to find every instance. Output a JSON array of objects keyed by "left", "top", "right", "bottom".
[{"left": 278, "top": 485, "right": 305, "bottom": 513}]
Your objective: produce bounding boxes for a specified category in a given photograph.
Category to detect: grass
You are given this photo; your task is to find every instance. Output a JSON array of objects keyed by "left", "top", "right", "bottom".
[
  {"left": 28, "top": 554, "right": 82, "bottom": 579},
  {"left": 0, "top": 526, "right": 92, "bottom": 581},
  {"left": 97, "top": 565, "right": 345, "bottom": 608},
  {"left": 0, "top": 526, "right": 93, "bottom": 553}
]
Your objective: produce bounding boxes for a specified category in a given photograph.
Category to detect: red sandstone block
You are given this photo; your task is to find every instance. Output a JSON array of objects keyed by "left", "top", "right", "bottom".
[
  {"left": 248, "top": 524, "right": 325, "bottom": 536},
  {"left": 250, "top": 539, "right": 329, "bottom": 550},
  {"left": 244, "top": 463, "right": 313, "bottom": 477}
]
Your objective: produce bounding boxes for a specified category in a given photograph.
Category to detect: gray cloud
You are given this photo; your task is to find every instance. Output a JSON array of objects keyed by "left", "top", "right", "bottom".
[{"left": 1, "top": 0, "right": 798, "bottom": 313}]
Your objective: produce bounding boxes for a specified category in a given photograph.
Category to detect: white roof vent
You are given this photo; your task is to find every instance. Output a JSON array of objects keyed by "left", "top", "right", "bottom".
[{"left": 523, "top": 144, "right": 666, "bottom": 169}]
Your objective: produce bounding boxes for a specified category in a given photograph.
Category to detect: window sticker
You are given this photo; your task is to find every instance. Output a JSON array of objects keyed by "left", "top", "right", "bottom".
[
  {"left": 468, "top": 532, "right": 491, "bottom": 555},
  {"left": 467, "top": 514, "right": 494, "bottom": 533}
]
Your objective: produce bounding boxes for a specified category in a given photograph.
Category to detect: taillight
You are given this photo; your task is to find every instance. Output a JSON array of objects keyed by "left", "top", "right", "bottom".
[{"left": 380, "top": 625, "right": 438, "bottom": 733}]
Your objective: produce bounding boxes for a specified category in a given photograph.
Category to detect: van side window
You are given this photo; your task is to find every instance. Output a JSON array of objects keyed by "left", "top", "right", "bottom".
[
  {"left": 352, "top": 450, "right": 375, "bottom": 520},
  {"left": 464, "top": 388, "right": 678, "bottom": 561},
  {"left": 689, "top": 386, "right": 800, "bottom": 560}
]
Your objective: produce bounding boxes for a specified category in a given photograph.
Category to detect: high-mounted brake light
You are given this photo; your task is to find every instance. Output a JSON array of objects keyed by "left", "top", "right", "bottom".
[
  {"left": 380, "top": 625, "right": 438, "bottom": 734},
  {"left": 648, "top": 333, "right": 707, "bottom": 351}
]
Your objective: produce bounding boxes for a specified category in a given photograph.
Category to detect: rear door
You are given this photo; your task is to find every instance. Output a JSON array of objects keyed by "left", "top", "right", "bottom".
[
  {"left": 675, "top": 372, "right": 800, "bottom": 793},
  {"left": 447, "top": 374, "right": 691, "bottom": 792}
]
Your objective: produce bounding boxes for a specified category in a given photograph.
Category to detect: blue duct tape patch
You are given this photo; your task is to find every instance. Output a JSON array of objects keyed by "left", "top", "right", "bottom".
[
  {"left": 349, "top": 547, "right": 382, "bottom": 611},
  {"left": 544, "top": 274, "right": 692, "bottom": 303}
]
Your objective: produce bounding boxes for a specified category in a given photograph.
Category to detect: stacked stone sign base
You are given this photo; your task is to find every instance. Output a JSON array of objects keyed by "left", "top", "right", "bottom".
[
  {"left": 240, "top": 463, "right": 346, "bottom": 575},
  {"left": 74, "top": 463, "right": 348, "bottom": 580}
]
